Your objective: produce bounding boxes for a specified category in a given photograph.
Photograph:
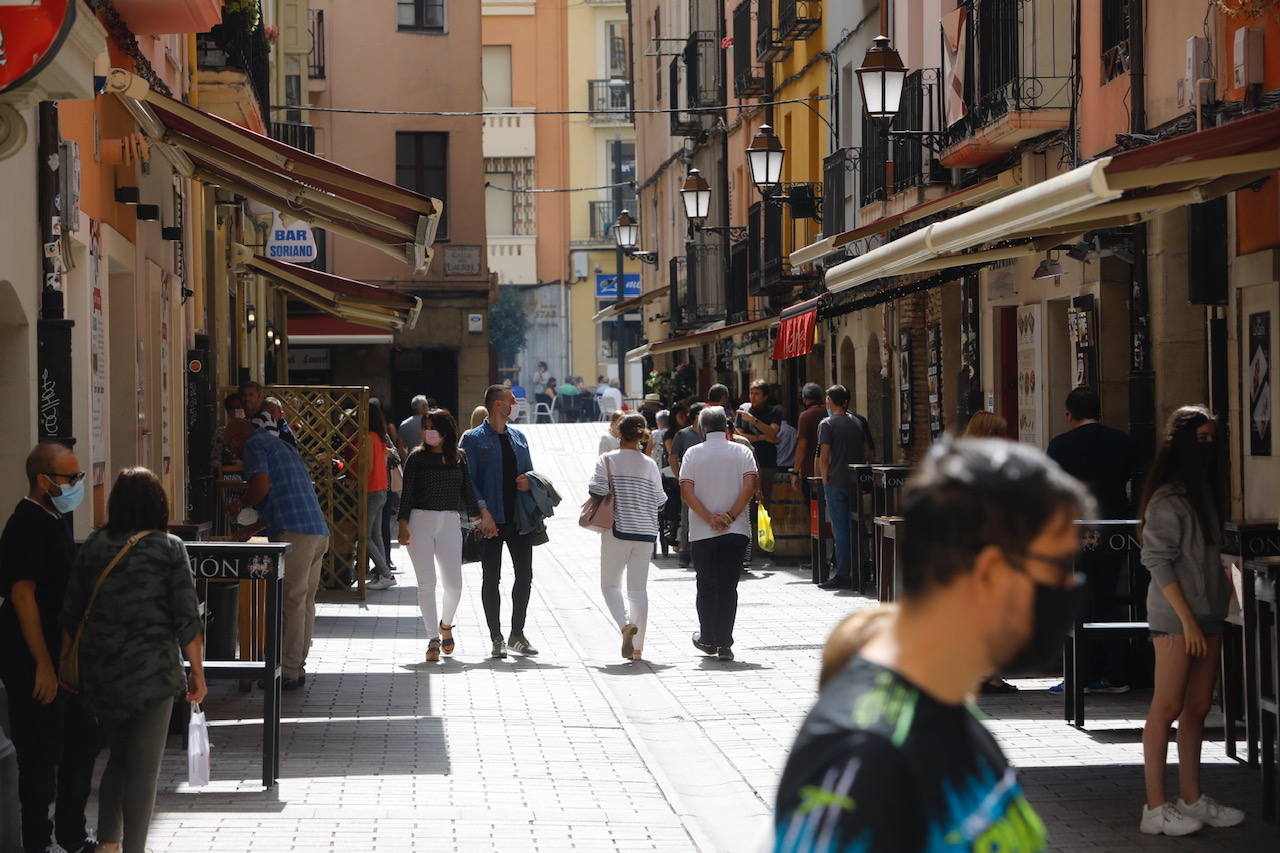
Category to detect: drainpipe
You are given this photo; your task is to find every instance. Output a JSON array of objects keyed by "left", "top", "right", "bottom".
[
  {"left": 36, "top": 101, "right": 76, "bottom": 450},
  {"left": 1127, "top": 0, "right": 1155, "bottom": 481}
]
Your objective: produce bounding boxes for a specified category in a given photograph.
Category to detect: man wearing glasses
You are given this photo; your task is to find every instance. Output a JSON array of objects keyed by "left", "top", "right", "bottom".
[
  {"left": 774, "top": 438, "right": 1093, "bottom": 853},
  {"left": 0, "top": 441, "right": 100, "bottom": 853}
]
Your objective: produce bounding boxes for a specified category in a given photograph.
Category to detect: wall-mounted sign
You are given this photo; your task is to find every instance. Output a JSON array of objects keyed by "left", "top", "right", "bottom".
[
  {"left": 467, "top": 313, "right": 484, "bottom": 333},
  {"left": 444, "top": 245, "right": 483, "bottom": 276},
  {"left": 595, "top": 273, "right": 640, "bottom": 300},
  {"left": 266, "top": 213, "right": 317, "bottom": 262},
  {"left": 0, "top": 0, "right": 75, "bottom": 95},
  {"left": 1249, "top": 311, "right": 1271, "bottom": 456},
  {"left": 1016, "top": 304, "right": 1044, "bottom": 447},
  {"left": 287, "top": 347, "right": 331, "bottom": 372}
]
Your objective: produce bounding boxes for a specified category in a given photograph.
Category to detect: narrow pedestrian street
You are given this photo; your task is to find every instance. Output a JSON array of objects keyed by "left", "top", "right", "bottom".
[{"left": 134, "top": 423, "right": 1274, "bottom": 852}]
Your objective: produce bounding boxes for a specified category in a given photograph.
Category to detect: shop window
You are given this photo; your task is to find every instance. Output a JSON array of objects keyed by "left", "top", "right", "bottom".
[
  {"left": 396, "top": 132, "right": 449, "bottom": 239},
  {"left": 398, "top": 0, "right": 445, "bottom": 33}
]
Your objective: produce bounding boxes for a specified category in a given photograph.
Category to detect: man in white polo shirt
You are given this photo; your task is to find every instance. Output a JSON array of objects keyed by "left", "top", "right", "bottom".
[{"left": 678, "top": 406, "right": 759, "bottom": 661}]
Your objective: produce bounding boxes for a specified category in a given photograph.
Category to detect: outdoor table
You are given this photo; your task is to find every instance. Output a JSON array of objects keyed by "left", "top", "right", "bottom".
[
  {"left": 849, "top": 464, "right": 876, "bottom": 596},
  {"left": 1222, "top": 521, "right": 1280, "bottom": 765},
  {"left": 873, "top": 516, "right": 905, "bottom": 602},
  {"left": 187, "top": 541, "right": 289, "bottom": 789},
  {"left": 1063, "top": 520, "right": 1146, "bottom": 728},
  {"left": 807, "top": 476, "right": 829, "bottom": 584},
  {"left": 1246, "top": 556, "right": 1280, "bottom": 823}
]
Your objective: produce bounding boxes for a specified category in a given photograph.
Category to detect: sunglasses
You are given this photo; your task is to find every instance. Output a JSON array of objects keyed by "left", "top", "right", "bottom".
[{"left": 46, "top": 471, "right": 87, "bottom": 486}]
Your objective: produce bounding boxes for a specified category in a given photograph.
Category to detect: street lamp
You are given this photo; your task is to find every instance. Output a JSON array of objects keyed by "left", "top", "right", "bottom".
[
  {"left": 855, "top": 35, "right": 908, "bottom": 122},
  {"left": 746, "top": 124, "right": 786, "bottom": 195},
  {"left": 246, "top": 302, "right": 257, "bottom": 331},
  {"left": 680, "top": 168, "right": 711, "bottom": 224},
  {"left": 613, "top": 209, "right": 638, "bottom": 251},
  {"left": 1032, "top": 252, "right": 1066, "bottom": 280},
  {"left": 612, "top": 209, "right": 640, "bottom": 394}
]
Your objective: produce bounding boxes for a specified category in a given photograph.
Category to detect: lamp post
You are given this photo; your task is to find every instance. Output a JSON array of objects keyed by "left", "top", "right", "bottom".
[
  {"left": 746, "top": 124, "right": 786, "bottom": 197},
  {"left": 613, "top": 209, "right": 638, "bottom": 395}
]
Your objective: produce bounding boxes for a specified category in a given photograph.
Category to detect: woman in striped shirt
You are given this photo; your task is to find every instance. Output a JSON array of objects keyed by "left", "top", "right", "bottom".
[{"left": 588, "top": 414, "right": 666, "bottom": 660}]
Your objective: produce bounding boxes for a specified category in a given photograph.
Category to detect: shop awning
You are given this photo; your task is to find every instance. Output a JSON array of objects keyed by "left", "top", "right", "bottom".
[
  {"left": 625, "top": 344, "right": 651, "bottom": 363},
  {"left": 824, "top": 109, "right": 1280, "bottom": 295},
  {"left": 106, "top": 68, "right": 442, "bottom": 272},
  {"left": 773, "top": 297, "right": 822, "bottom": 360},
  {"left": 648, "top": 315, "right": 778, "bottom": 356},
  {"left": 239, "top": 248, "right": 422, "bottom": 331},
  {"left": 593, "top": 284, "right": 672, "bottom": 323},
  {"left": 789, "top": 169, "right": 1023, "bottom": 267},
  {"left": 287, "top": 316, "right": 394, "bottom": 345}
]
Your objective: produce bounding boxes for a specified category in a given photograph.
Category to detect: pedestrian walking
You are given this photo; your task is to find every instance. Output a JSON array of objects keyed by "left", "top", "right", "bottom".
[
  {"left": 223, "top": 419, "right": 330, "bottom": 689},
  {"left": 589, "top": 414, "right": 666, "bottom": 661},
  {"left": 0, "top": 442, "right": 100, "bottom": 853},
  {"left": 598, "top": 409, "right": 625, "bottom": 455},
  {"left": 669, "top": 402, "right": 707, "bottom": 568},
  {"left": 469, "top": 405, "right": 489, "bottom": 430},
  {"left": 60, "top": 467, "right": 206, "bottom": 853},
  {"left": 375, "top": 398, "right": 403, "bottom": 576},
  {"left": 398, "top": 395, "right": 431, "bottom": 457},
  {"left": 1047, "top": 387, "right": 1137, "bottom": 695},
  {"left": 775, "top": 417, "right": 797, "bottom": 470},
  {"left": 399, "top": 409, "right": 482, "bottom": 662},
  {"left": 735, "top": 380, "right": 783, "bottom": 508},
  {"left": 639, "top": 393, "right": 663, "bottom": 429},
  {"left": 679, "top": 406, "right": 758, "bottom": 662},
  {"left": 774, "top": 437, "right": 1091, "bottom": 852},
  {"left": 460, "top": 385, "right": 541, "bottom": 659},
  {"left": 816, "top": 385, "right": 867, "bottom": 591},
  {"left": 241, "top": 382, "right": 298, "bottom": 449},
  {"left": 356, "top": 403, "right": 397, "bottom": 590},
  {"left": 790, "top": 383, "right": 825, "bottom": 495},
  {"left": 1138, "top": 405, "right": 1243, "bottom": 836}
]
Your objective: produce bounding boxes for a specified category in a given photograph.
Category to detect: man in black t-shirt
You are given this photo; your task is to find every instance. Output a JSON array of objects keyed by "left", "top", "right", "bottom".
[
  {"left": 736, "top": 380, "right": 783, "bottom": 509},
  {"left": 775, "top": 438, "right": 1093, "bottom": 852},
  {"left": 0, "top": 442, "right": 100, "bottom": 853}
]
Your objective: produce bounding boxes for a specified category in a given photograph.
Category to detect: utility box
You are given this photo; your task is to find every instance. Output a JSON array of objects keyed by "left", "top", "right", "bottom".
[
  {"left": 1234, "top": 27, "right": 1264, "bottom": 89},
  {"left": 1185, "top": 36, "right": 1210, "bottom": 102}
]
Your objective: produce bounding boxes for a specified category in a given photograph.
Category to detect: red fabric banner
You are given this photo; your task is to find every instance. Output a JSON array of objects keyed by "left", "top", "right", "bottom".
[{"left": 773, "top": 309, "right": 818, "bottom": 360}]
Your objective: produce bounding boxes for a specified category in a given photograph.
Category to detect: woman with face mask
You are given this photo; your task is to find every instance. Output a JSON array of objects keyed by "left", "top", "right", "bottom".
[
  {"left": 1138, "top": 405, "right": 1242, "bottom": 837},
  {"left": 398, "top": 409, "right": 483, "bottom": 662}
]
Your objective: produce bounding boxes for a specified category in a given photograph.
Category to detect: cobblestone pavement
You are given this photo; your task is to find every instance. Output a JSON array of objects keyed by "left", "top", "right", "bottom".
[{"left": 130, "top": 423, "right": 1275, "bottom": 851}]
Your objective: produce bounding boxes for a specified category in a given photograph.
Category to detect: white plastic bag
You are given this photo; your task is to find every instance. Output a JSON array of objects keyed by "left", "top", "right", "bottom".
[{"left": 187, "top": 702, "right": 210, "bottom": 788}]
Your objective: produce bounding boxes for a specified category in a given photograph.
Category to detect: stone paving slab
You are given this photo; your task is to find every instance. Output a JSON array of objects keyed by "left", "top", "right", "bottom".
[{"left": 114, "top": 423, "right": 1278, "bottom": 851}]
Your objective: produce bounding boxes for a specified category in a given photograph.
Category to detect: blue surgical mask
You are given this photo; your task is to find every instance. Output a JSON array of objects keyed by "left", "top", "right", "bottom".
[
  {"left": 827, "top": 408, "right": 835, "bottom": 418},
  {"left": 49, "top": 479, "right": 85, "bottom": 514}
]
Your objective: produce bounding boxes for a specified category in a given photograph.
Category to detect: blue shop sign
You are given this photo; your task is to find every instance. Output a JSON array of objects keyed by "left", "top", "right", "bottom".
[{"left": 596, "top": 273, "right": 641, "bottom": 299}]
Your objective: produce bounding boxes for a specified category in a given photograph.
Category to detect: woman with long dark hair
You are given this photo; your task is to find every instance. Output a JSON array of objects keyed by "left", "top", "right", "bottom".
[
  {"left": 1138, "top": 405, "right": 1242, "bottom": 836},
  {"left": 398, "top": 409, "right": 482, "bottom": 661},
  {"left": 362, "top": 402, "right": 397, "bottom": 590},
  {"left": 60, "top": 468, "right": 204, "bottom": 853}
]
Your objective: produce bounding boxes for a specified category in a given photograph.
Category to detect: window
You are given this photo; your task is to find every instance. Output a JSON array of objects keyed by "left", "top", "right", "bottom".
[
  {"left": 485, "top": 172, "right": 514, "bottom": 235},
  {"left": 1101, "top": 0, "right": 1130, "bottom": 82},
  {"left": 606, "top": 21, "right": 628, "bottom": 78},
  {"left": 482, "top": 45, "right": 512, "bottom": 108},
  {"left": 398, "top": 0, "right": 445, "bottom": 32},
  {"left": 396, "top": 132, "right": 448, "bottom": 239}
]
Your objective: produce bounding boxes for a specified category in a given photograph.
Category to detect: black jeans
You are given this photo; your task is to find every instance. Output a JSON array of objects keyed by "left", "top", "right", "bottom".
[
  {"left": 0, "top": 675, "right": 100, "bottom": 853},
  {"left": 691, "top": 533, "right": 749, "bottom": 648},
  {"left": 382, "top": 490, "right": 399, "bottom": 566},
  {"left": 480, "top": 523, "right": 535, "bottom": 642}
]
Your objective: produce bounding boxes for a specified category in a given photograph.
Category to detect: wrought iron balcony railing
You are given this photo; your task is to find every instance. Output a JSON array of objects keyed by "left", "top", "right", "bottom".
[
  {"left": 587, "top": 79, "right": 633, "bottom": 121},
  {"left": 308, "top": 9, "right": 325, "bottom": 79},
  {"left": 269, "top": 121, "right": 316, "bottom": 153},
  {"left": 778, "top": 0, "right": 821, "bottom": 42}
]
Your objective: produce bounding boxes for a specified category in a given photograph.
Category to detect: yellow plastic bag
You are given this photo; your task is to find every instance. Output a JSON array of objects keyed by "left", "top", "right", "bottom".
[{"left": 757, "top": 505, "right": 775, "bottom": 552}]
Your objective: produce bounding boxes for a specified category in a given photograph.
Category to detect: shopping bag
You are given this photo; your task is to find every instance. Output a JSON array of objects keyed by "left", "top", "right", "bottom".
[
  {"left": 757, "top": 505, "right": 775, "bottom": 553},
  {"left": 187, "top": 702, "right": 211, "bottom": 788}
]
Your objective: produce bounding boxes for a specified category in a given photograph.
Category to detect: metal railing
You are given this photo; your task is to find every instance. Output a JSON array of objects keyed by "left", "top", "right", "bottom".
[
  {"left": 756, "top": 0, "right": 791, "bottom": 62},
  {"left": 684, "top": 32, "right": 720, "bottom": 108},
  {"left": 732, "top": 0, "right": 766, "bottom": 97},
  {"left": 859, "top": 113, "right": 888, "bottom": 206},
  {"left": 589, "top": 199, "right": 635, "bottom": 241},
  {"left": 308, "top": 9, "right": 325, "bottom": 79},
  {"left": 669, "top": 58, "right": 702, "bottom": 136},
  {"left": 822, "top": 148, "right": 855, "bottom": 237},
  {"left": 687, "top": 240, "right": 725, "bottom": 325},
  {"left": 778, "top": 0, "right": 821, "bottom": 42},
  {"left": 757, "top": 185, "right": 821, "bottom": 293},
  {"left": 270, "top": 121, "right": 316, "bottom": 153},
  {"left": 587, "top": 79, "right": 633, "bottom": 121}
]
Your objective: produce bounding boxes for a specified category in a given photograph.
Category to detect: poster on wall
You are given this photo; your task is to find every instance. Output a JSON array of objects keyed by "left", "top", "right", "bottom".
[
  {"left": 1249, "top": 311, "right": 1271, "bottom": 456},
  {"left": 927, "top": 323, "right": 944, "bottom": 439},
  {"left": 160, "top": 274, "right": 172, "bottom": 465},
  {"left": 1017, "top": 304, "right": 1045, "bottom": 447},
  {"left": 89, "top": 221, "right": 106, "bottom": 484},
  {"left": 898, "top": 327, "right": 913, "bottom": 447},
  {"left": 1068, "top": 294, "right": 1098, "bottom": 391}
]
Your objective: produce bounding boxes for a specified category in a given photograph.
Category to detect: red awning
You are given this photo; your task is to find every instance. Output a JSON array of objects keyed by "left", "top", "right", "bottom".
[
  {"left": 107, "top": 69, "right": 441, "bottom": 272},
  {"left": 773, "top": 298, "right": 821, "bottom": 360},
  {"left": 240, "top": 249, "right": 421, "bottom": 331}
]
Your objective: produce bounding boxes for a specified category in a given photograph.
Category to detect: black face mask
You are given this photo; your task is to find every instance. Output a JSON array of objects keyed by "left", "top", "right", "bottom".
[{"left": 1002, "top": 572, "right": 1088, "bottom": 672}]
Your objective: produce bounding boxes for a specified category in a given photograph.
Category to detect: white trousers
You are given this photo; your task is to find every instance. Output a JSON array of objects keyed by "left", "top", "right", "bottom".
[
  {"left": 600, "top": 531, "right": 652, "bottom": 649},
  {"left": 406, "top": 509, "right": 464, "bottom": 637}
]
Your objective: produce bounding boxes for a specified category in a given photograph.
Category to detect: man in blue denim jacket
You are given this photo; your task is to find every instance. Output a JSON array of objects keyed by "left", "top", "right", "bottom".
[{"left": 460, "top": 385, "right": 540, "bottom": 659}]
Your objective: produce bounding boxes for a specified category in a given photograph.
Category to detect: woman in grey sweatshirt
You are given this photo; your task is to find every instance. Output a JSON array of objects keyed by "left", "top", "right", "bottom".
[{"left": 1137, "top": 406, "right": 1241, "bottom": 837}]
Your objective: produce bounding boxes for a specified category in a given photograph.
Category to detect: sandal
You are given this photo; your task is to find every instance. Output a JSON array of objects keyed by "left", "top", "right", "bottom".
[
  {"left": 439, "top": 622, "right": 455, "bottom": 655},
  {"left": 631, "top": 649, "right": 643, "bottom": 661},
  {"left": 426, "top": 638, "right": 441, "bottom": 662},
  {"left": 621, "top": 624, "right": 638, "bottom": 660}
]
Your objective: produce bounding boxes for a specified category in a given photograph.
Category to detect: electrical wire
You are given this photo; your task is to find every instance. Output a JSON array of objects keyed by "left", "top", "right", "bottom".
[
  {"left": 272, "top": 94, "right": 831, "bottom": 118},
  {"left": 484, "top": 180, "right": 634, "bottom": 193}
]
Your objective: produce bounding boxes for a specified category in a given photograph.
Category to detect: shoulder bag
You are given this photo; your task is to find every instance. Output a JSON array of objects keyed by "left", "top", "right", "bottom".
[
  {"left": 62, "top": 529, "right": 155, "bottom": 691},
  {"left": 579, "top": 456, "right": 615, "bottom": 534}
]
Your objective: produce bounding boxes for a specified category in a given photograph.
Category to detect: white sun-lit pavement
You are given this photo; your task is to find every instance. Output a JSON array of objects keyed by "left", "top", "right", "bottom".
[{"left": 127, "top": 422, "right": 1275, "bottom": 851}]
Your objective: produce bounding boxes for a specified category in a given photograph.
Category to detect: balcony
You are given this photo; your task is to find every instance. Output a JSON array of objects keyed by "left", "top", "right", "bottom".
[
  {"left": 732, "top": 1, "right": 766, "bottom": 97},
  {"left": 588, "top": 199, "right": 637, "bottom": 242},
  {"left": 892, "top": 69, "right": 946, "bottom": 194},
  {"left": 938, "top": 0, "right": 1073, "bottom": 168},
  {"left": 669, "top": 58, "right": 702, "bottom": 136},
  {"left": 778, "top": 0, "right": 821, "bottom": 42},
  {"left": 483, "top": 110, "right": 536, "bottom": 159},
  {"left": 684, "top": 32, "right": 720, "bottom": 109},
  {"left": 755, "top": 0, "right": 791, "bottom": 62},
  {"left": 269, "top": 121, "right": 316, "bottom": 153},
  {"left": 668, "top": 255, "right": 688, "bottom": 329},
  {"left": 110, "top": 0, "right": 223, "bottom": 35},
  {"left": 822, "top": 148, "right": 855, "bottom": 237},
  {"left": 684, "top": 242, "right": 724, "bottom": 327},
  {"left": 488, "top": 236, "right": 537, "bottom": 285},
  {"left": 308, "top": 9, "right": 326, "bottom": 79},
  {"left": 756, "top": 188, "right": 820, "bottom": 294},
  {"left": 196, "top": 5, "right": 271, "bottom": 132},
  {"left": 859, "top": 113, "right": 888, "bottom": 206},
  {"left": 587, "top": 79, "right": 633, "bottom": 123}
]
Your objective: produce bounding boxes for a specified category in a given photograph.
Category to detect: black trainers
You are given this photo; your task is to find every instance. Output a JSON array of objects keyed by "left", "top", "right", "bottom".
[
  {"left": 282, "top": 676, "right": 304, "bottom": 691},
  {"left": 490, "top": 640, "right": 508, "bottom": 659},
  {"left": 817, "top": 577, "right": 850, "bottom": 591},
  {"left": 691, "top": 632, "right": 716, "bottom": 654},
  {"left": 718, "top": 647, "right": 735, "bottom": 661},
  {"left": 508, "top": 633, "right": 539, "bottom": 656},
  {"left": 678, "top": 553, "right": 691, "bottom": 568}
]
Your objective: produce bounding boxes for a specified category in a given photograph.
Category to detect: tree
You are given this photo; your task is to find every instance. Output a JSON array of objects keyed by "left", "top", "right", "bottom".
[{"left": 489, "top": 285, "right": 530, "bottom": 369}]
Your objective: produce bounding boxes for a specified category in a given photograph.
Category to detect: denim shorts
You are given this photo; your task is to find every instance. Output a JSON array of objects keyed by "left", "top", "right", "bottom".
[{"left": 1149, "top": 620, "right": 1226, "bottom": 641}]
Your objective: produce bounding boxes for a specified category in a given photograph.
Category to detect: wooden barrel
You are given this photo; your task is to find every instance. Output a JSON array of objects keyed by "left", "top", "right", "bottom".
[{"left": 768, "top": 473, "right": 809, "bottom": 560}]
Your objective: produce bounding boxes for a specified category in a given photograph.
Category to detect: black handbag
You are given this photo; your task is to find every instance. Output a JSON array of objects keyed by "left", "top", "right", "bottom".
[{"left": 461, "top": 527, "right": 485, "bottom": 564}]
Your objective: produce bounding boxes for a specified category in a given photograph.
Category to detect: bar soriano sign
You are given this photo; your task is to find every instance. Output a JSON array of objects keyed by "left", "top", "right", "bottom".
[{"left": 266, "top": 213, "right": 317, "bottom": 262}]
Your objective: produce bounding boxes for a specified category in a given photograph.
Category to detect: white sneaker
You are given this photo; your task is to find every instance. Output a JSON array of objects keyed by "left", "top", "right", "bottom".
[
  {"left": 366, "top": 574, "right": 396, "bottom": 590},
  {"left": 1177, "top": 795, "right": 1245, "bottom": 828},
  {"left": 1140, "top": 802, "right": 1203, "bottom": 836},
  {"left": 44, "top": 845, "right": 68, "bottom": 853}
]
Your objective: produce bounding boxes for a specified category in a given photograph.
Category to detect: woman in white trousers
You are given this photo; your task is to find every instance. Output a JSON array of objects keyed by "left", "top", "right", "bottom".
[
  {"left": 589, "top": 414, "right": 666, "bottom": 660},
  {"left": 398, "top": 409, "right": 482, "bottom": 661}
]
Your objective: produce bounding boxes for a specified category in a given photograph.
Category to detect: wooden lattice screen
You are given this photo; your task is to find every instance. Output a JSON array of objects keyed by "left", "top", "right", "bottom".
[{"left": 224, "top": 385, "right": 370, "bottom": 598}]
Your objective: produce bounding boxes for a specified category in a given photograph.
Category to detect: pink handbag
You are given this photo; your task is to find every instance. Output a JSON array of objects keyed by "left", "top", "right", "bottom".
[{"left": 578, "top": 457, "right": 615, "bottom": 533}]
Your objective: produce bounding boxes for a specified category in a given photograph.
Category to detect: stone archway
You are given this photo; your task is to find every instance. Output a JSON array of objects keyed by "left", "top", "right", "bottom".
[
  {"left": 839, "top": 335, "right": 857, "bottom": 399},
  {"left": 0, "top": 280, "right": 33, "bottom": 495}
]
